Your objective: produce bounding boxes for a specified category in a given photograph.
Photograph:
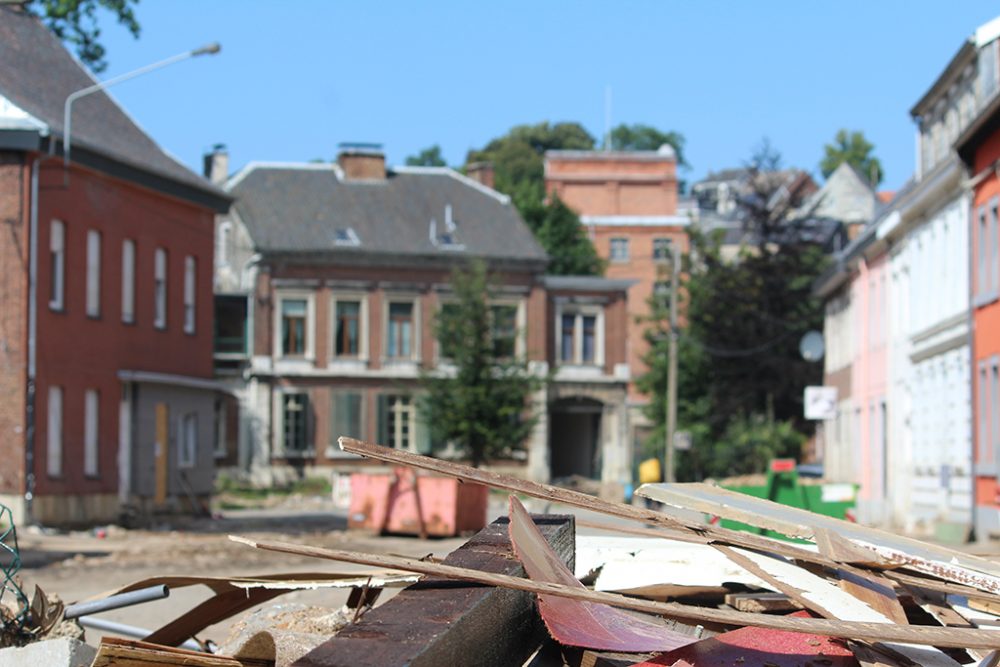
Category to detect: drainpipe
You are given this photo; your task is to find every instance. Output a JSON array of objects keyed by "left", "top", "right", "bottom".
[{"left": 24, "top": 155, "right": 40, "bottom": 524}]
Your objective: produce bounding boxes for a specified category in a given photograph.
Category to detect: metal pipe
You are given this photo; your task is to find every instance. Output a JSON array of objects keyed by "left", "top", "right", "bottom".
[
  {"left": 24, "top": 154, "right": 40, "bottom": 524},
  {"left": 76, "top": 615, "right": 204, "bottom": 652},
  {"left": 64, "top": 584, "right": 169, "bottom": 620}
]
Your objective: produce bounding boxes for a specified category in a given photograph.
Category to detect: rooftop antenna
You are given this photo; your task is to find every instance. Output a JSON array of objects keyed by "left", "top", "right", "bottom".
[{"left": 604, "top": 85, "right": 612, "bottom": 152}]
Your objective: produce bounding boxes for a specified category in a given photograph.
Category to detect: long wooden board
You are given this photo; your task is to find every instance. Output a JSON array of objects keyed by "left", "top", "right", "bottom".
[
  {"left": 229, "top": 534, "right": 1000, "bottom": 650},
  {"left": 638, "top": 482, "right": 1000, "bottom": 595}
]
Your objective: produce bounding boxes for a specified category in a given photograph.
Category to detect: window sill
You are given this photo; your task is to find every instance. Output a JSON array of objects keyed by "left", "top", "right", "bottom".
[
  {"left": 213, "top": 450, "right": 228, "bottom": 460},
  {"left": 86, "top": 313, "right": 101, "bottom": 321},
  {"left": 274, "top": 449, "right": 316, "bottom": 459},
  {"left": 122, "top": 318, "right": 136, "bottom": 326},
  {"left": 324, "top": 447, "right": 361, "bottom": 459},
  {"left": 329, "top": 358, "right": 369, "bottom": 370},
  {"left": 49, "top": 304, "right": 65, "bottom": 313},
  {"left": 974, "top": 292, "right": 999, "bottom": 309}
]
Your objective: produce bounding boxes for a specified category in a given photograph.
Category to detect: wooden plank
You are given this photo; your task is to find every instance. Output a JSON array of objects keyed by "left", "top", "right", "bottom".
[
  {"left": 815, "top": 526, "right": 893, "bottom": 568},
  {"left": 836, "top": 568, "right": 909, "bottom": 626},
  {"left": 724, "top": 592, "right": 802, "bottom": 613},
  {"left": 91, "top": 637, "right": 271, "bottom": 667},
  {"left": 229, "top": 534, "right": 1000, "bottom": 650},
  {"left": 155, "top": 403, "right": 168, "bottom": 506},
  {"left": 713, "top": 545, "right": 961, "bottom": 667},
  {"left": 639, "top": 482, "right": 1000, "bottom": 595},
  {"left": 291, "top": 514, "right": 575, "bottom": 667},
  {"left": 336, "top": 438, "right": 870, "bottom": 573},
  {"left": 508, "top": 496, "right": 694, "bottom": 653}
]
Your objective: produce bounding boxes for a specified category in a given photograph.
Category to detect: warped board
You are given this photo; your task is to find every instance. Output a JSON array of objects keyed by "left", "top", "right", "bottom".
[
  {"left": 719, "top": 546, "right": 963, "bottom": 667},
  {"left": 632, "top": 611, "right": 857, "bottom": 667},
  {"left": 509, "top": 497, "right": 695, "bottom": 653},
  {"left": 638, "top": 482, "right": 1000, "bottom": 595}
]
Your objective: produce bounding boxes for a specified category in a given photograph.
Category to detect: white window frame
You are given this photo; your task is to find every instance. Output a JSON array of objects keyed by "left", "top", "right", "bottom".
[
  {"left": 178, "top": 412, "right": 197, "bottom": 468},
  {"left": 652, "top": 237, "right": 673, "bottom": 260},
  {"left": 383, "top": 295, "right": 421, "bottom": 363},
  {"left": 49, "top": 220, "right": 65, "bottom": 311},
  {"left": 434, "top": 296, "right": 526, "bottom": 363},
  {"left": 609, "top": 237, "right": 629, "bottom": 263},
  {"left": 327, "top": 389, "right": 366, "bottom": 456},
  {"left": 86, "top": 229, "right": 101, "bottom": 317},
  {"left": 154, "top": 247, "right": 168, "bottom": 329},
  {"left": 121, "top": 239, "right": 135, "bottom": 324},
  {"left": 84, "top": 389, "right": 99, "bottom": 477},
  {"left": 183, "top": 255, "right": 196, "bottom": 334},
  {"left": 274, "top": 389, "right": 313, "bottom": 457},
  {"left": 216, "top": 220, "right": 232, "bottom": 267},
  {"left": 274, "top": 291, "right": 316, "bottom": 360},
  {"left": 555, "top": 304, "right": 605, "bottom": 367},
  {"left": 47, "top": 385, "right": 63, "bottom": 478},
  {"left": 329, "top": 292, "right": 369, "bottom": 363}
]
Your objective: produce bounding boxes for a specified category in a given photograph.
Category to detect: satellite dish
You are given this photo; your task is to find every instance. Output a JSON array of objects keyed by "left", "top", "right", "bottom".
[{"left": 799, "top": 330, "right": 825, "bottom": 362}]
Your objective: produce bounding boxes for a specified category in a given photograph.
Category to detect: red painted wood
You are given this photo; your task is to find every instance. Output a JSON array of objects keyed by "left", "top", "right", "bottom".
[{"left": 632, "top": 611, "right": 858, "bottom": 666}]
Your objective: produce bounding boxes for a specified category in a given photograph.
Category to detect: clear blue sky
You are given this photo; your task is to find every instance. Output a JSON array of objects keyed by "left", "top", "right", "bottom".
[{"left": 92, "top": 1, "right": 999, "bottom": 192}]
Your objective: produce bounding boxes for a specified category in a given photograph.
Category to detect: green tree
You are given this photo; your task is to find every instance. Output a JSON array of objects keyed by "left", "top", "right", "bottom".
[
  {"left": 820, "top": 129, "right": 883, "bottom": 186},
  {"left": 419, "top": 261, "right": 546, "bottom": 467},
  {"left": 467, "top": 122, "right": 602, "bottom": 275},
  {"left": 26, "top": 0, "right": 141, "bottom": 73},
  {"left": 609, "top": 123, "right": 687, "bottom": 168},
  {"left": 405, "top": 144, "right": 447, "bottom": 167},
  {"left": 638, "top": 144, "right": 827, "bottom": 480}
]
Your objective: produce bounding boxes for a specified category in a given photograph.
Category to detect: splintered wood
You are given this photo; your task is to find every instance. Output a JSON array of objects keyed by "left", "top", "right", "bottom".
[{"left": 322, "top": 438, "right": 1000, "bottom": 661}]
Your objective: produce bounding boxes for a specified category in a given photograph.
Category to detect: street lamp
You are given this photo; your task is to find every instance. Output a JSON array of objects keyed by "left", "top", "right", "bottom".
[
  {"left": 663, "top": 241, "right": 680, "bottom": 484},
  {"left": 62, "top": 42, "right": 221, "bottom": 168}
]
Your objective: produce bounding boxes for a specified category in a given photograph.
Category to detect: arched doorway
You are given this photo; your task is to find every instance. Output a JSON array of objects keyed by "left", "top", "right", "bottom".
[{"left": 549, "top": 397, "right": 603, "bottom": 480}]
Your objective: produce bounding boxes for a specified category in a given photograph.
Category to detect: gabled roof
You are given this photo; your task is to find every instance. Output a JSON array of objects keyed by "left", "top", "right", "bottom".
[
  {"left": 0, "top": 6, "right": 228, "bottom": 210},
  {"left": 228, "top": 163, "right": 549, "bottom": 266}
]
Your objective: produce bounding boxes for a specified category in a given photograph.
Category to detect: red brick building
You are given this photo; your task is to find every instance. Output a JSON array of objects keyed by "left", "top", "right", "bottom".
[
  {"left": 0, "top": 7, "right": 230, "bottom": 525},
  {"left": 958, "top": 94, "right": 1000, "bottom": 539},
  {"left": 544, "top": 148, "right": 689, "bottom": 446},
  {"left": 212, "top": 146, "right": 634, "bottom": 490}
]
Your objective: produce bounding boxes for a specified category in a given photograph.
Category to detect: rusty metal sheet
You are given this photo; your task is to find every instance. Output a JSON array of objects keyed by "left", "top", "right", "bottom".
[
  {"left": 508, "top": 496, "right": 695, "bottom": 653},
  {"left": 631, "top": 611, "right": 858, "bottom": 667}
]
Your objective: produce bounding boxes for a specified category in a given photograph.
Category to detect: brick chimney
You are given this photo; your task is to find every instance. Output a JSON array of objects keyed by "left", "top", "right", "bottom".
[
  {"left": 203, "top": 143, "right": 229, "bottom": 185},
  {"left": 465, "top": 161, "right": 495, "bottom": 189},
  {"left": 337, "top": 143, "right": 386, "bottom": 180}
]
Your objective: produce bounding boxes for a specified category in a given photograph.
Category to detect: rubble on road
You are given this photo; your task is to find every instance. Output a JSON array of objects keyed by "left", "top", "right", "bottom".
[{"left": 7, "top": 437, "right": 1000, "bottom": 665}]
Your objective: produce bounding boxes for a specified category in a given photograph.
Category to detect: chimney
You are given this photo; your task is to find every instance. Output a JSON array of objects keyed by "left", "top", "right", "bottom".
[
  {"left": 337, "top": 142, "right": 386, "bottom": 180},
  {"left": 203, "top": 143, "right": 229, "bottom": 185},
  {"left": 465, "top": 161, "right": 494, "bottom": 189}
]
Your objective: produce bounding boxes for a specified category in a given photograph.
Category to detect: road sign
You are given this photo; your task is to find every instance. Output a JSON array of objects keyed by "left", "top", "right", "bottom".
[{"left": 804, "top": 386, "right": 838, "bottom": 420}]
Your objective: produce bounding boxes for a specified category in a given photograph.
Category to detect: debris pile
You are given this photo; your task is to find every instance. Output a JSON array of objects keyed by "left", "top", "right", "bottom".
[{"left": 6, "top": 437, "right": 1000, "bottom": 665}]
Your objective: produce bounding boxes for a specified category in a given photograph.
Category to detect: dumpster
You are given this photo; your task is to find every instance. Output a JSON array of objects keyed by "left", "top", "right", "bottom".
[
  {"left": 348, "top": 467, "right": 488, "bottom": 537},
  {"left": 714, "top": 459, "right": 857, "bottom": 542}
]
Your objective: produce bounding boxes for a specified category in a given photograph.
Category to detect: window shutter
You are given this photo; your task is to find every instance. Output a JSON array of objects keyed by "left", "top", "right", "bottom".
[{"left": 376, "top": 395, "right": 388, "bottom": 445}]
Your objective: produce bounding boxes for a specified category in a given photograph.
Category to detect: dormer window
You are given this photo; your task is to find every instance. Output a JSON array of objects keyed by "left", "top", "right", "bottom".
[{"left": 334, "top": 227, "right": 361, "bottom": 247}]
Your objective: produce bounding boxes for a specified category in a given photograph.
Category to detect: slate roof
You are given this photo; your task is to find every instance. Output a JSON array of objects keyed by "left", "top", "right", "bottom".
[
  {"left": 229, "top": 164, "right": 549, "bottom": 265},
  {"left": 0, "top": 6, "right": 226, "bottom": 204}
]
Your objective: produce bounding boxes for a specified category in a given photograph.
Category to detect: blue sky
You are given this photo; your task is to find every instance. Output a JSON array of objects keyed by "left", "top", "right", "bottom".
[{"left": 93, "top": 1, "right": 999, "bottom": 192}]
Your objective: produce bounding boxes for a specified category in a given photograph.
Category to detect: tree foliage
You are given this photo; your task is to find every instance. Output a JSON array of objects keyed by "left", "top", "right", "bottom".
[
  {"left": 27, "top": 0, "right": 141, "bottom": 73},
  {"left": 609, "top": 123, "right": 687, "bottom": 167},
  {"left": 820, "top": 129, "right": 883, "bottom": 186},
  {"left": 638, "top": 143, "right": 826, "bottom": 480},
  {"left": 419, "top": 261, "right": 546, "bottom": 467},
  {"left": 405, "top": 144, "right": 447, "bottom": 167},
  {"left": 467, "top": 122, "right": 602, "bottom": 275}
]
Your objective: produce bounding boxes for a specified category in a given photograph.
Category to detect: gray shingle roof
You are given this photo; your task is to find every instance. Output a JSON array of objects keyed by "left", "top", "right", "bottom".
[
  {"left": 229, "top": 164, "right": 549, "bottom": 264},
  {"left": 0, "top": 6, "right": 225, "bottom": 201}
]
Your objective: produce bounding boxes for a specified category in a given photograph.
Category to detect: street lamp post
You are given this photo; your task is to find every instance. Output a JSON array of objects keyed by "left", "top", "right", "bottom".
[
  {"left": 62, "top": 42, "right": 221, "bottom": 168},
  {"left": 664, "top": 242, "right": 680, "bottom": 484}
]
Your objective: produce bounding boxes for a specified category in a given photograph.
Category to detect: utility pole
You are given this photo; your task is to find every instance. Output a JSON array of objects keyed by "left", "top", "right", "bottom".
[{"left": 664, "top": 242, "right": 680, "bottom": 483}]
